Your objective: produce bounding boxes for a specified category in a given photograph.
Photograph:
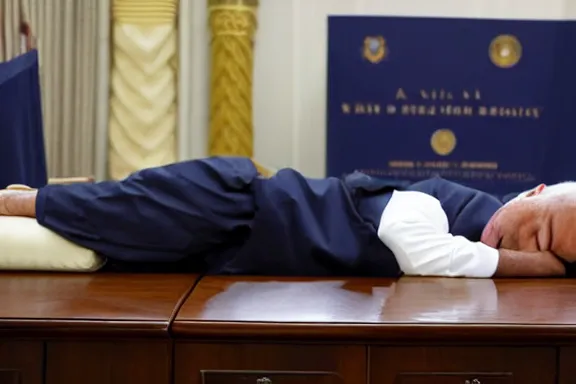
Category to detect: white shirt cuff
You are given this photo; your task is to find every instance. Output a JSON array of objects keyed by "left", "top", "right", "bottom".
[{"left": 466, "top": 241, "right": 499, "bottom": 278}]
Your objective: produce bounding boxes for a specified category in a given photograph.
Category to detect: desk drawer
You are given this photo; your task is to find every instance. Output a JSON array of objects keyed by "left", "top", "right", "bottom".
[
  {"left": 559, "top": 347, "right": 576, "bottom": 384},
  {"left": 0, "top": 341, "right": 43, "bottom": 384},
  {"left": 0, "top": 370, "right": 20, "bottom": 384},
  {"left": 395, "top": 373, "right": 511, "bottom": 384},
  {"left": 175, "top": 343, "right": 366, "bottom": 384},
  {"left": 201, "top": 370, "right": 341, "bottom": 384},
  {"left": 45, "top": 340, "right": 172, "bottom": 384},
  {"left": 370, "top": 347, "right": 555, "bottom": 384}
]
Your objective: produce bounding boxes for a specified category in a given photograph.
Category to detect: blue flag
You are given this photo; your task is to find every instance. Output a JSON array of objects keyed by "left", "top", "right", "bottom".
[{"left": 0, "top": 49, "right": 47, "bottom": 189}]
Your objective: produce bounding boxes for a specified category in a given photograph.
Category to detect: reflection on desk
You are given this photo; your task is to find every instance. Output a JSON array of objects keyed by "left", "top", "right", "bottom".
[{"left": 173, "top": 276, "right": 576, "bottom": 342}]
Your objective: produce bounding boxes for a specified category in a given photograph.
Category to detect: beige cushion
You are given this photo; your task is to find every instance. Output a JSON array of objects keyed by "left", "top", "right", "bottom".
[{"left": 0, "top": 216, "right": 105, "bottom": 271}]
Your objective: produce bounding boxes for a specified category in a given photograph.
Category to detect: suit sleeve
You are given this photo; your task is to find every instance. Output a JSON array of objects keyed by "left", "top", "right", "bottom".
[
  {"left": 377, "top": 190, "right": 499, "bottom": 278},
  {"left": 35, "top": 157, "right": 259, "bottom": 263}
]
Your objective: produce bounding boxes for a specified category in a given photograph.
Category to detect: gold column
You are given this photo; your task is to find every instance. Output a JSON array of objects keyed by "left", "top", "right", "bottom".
[
  {"left": 208, "top": 0, "right": 258, "bottom": 157},
  {"left": 109, "top": 0, "right": 178, "bottom": 180}
]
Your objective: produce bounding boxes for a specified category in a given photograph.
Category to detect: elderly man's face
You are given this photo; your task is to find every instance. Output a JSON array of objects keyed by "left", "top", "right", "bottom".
[{"left": 481, "top": 182, "right": 576, "bottom": 262}]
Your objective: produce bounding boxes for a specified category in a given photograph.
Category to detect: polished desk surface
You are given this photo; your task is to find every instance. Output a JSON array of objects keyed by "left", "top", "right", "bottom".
[
  {"left": 0, "top": 273, "right": 198, "bottom": 337},
  {"left": 173, "top": 276, "right": 576, "bottom": 342}
]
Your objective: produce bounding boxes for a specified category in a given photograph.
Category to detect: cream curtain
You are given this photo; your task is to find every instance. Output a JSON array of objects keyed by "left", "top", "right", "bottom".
[
  {"left": 1, "top": 0, "right": 101, "bottom": 178},
  {"left": 109, "top": 0, "right": 178, "bottom": 180},
  {"left": 0, "top": 0, "right": 27, "bottom": 61}
]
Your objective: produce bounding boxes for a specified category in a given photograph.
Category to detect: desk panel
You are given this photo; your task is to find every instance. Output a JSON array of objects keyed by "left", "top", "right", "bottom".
[
  {"left": 46, "top": 340, "right": 172, "bottom": 384},
  {"left": 173, "top": 276, "right": 576, "bottom": 342},
  {"left": 370, "top": 346, "right": 556, "bottom": 384},
  {"left": 0, "top": 273, "right": 198, "bottom": 337},
  {"left": 0, "top": 341, "right": 43, "bottom": 384}
]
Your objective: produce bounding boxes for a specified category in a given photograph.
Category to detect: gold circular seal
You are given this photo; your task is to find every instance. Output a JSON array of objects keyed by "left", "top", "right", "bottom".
[
  {"left": 489, "top": 35, "right": 522, "bottom": 68},
  {"left": 430, "top": 129, "right": 457, "bottom": 156}
]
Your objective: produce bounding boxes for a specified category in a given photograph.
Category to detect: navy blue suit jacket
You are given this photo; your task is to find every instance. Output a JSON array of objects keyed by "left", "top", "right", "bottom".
[{"left": 36, "top": 158, "right": 504, "bottom": 276}]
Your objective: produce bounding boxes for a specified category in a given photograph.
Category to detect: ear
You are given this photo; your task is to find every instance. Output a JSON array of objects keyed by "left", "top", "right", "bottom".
[{"left": 526, "top": 183, "right": 546, "bottom": 197}]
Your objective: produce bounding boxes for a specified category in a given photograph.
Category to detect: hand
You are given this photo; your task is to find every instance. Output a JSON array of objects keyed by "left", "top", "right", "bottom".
[
  {"left": 0, "top": 189, "right": 37, "bottom": 217},
  {"left": 495, "top": 249, "right": 566, "bottom": 277},
  {"left": 0, "top": 190, "right": 20, "bottom": 215}
]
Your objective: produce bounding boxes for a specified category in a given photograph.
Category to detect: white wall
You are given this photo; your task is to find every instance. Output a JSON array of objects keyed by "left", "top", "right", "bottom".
[
  {"left": 182, "top": 0, "right": 569, "bottom": 178},
  {"left": 568, "top": 0, "right": 576, "bottom": 17}
]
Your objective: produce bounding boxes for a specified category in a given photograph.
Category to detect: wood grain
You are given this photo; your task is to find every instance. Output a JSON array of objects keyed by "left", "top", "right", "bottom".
[
  {"left": 46, "top": 340, "right": 172, "bottom": 384},
  {"left": 0, "top": 341, "right": 43, "bottom": 384},
  {"left": 0, "top": 272, "right": 198, "bottom": 337}
]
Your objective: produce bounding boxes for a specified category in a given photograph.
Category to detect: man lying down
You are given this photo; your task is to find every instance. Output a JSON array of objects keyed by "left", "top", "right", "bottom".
[{"left": 0, "top": 156, "right": 570, "bottom": 277}]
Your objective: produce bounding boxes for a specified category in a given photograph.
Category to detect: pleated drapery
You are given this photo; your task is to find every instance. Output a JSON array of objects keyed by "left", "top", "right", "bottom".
[
  {"left": 0, "top": 0, "right": 32, "bottom": 61},
  {"left": 1, "top": 0, "right": 261, "bottom": 179},
  {"left": 109, "top": 0, "right": 178, "bottom": 180},
  {"left": 1, "top": 0, "right": 100, "bottom": 179}
]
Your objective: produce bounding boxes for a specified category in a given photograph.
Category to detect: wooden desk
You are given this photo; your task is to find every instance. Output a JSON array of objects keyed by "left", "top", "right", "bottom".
[
  {"left": 0, "top": 273, "right": 199, "bottom": 384},
  {"left": 173, "top": 277, "right": 576, "bottom": 384}
]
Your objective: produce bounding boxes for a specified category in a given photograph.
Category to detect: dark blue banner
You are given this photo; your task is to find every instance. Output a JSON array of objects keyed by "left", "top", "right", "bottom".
[
  {"left": 327, "top": 16, "right": 576, "bottom": 195},
  {"left": 0, "top": 50, "right": 47, "bottom": 189}
]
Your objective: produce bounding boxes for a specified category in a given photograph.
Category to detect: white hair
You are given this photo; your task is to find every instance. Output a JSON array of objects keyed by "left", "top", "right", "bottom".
[
  {"left": 508, "top": 181, "right": 576, "bottom": 204},
  {"left": 538, "top": 182, "right": 576, "bottom": 197}
]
